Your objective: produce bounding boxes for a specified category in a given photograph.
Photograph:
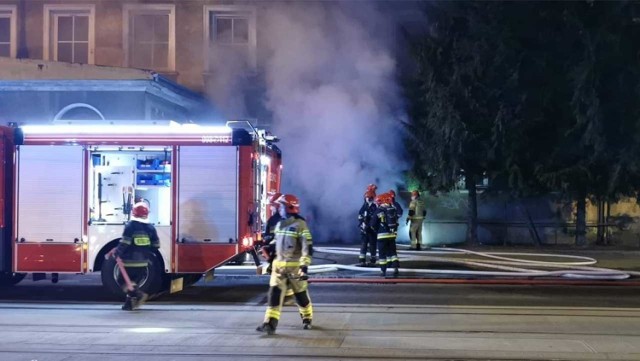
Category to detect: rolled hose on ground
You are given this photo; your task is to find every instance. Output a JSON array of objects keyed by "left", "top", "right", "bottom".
[
  {"left": 312, "top": 246, "right": 640, "bottom": 280},
  {"left": 217, "top": 246, "right": 639, "bottom": 281}
]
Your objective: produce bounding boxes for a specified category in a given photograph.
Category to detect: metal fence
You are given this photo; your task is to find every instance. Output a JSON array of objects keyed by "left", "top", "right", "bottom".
[{"left": 420, "top": 220, "right": 640, "bottom": 247}]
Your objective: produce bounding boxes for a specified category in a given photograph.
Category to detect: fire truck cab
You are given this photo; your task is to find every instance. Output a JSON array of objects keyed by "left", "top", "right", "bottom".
[{"left": 0, "top": 123, "right": 282, "bottom": 296}]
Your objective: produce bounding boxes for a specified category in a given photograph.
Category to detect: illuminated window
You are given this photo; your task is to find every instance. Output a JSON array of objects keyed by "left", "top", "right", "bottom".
[
  {"left": 44, "top": 5, "right": 95, "bottom": 64},
  {"left": 124, "top": 4, "right": 175, "bottom": 71}
]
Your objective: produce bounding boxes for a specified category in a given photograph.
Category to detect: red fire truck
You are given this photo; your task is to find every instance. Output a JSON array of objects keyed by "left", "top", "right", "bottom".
[{"left": 0, "top": 123, "right": 282, "bottom": 296}]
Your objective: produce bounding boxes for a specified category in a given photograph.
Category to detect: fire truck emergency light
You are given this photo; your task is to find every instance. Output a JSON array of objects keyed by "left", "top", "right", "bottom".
[
  {"left": 20, "top": 123, "right": 233, "bottom": 135},
  {"left": 241, "top": 236, "right": 254, "bottom": 248}
]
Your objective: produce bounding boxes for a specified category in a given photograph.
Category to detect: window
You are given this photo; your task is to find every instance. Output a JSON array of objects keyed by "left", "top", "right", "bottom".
[
  {"left": 0, "top": 5, "right": 17, "bottom": 58},
  {"left": 124, "top": 4, "right": 175, "bottom": 71},
  {"left": 204, "top": 5, "right": 256, "bottom": 71},
  {"left": 43, "top": 4, "right": 95, "bottom": 64}
]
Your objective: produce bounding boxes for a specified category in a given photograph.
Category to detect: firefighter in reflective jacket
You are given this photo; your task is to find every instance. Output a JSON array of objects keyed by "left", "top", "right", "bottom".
[
  {"left": 256, "top": 194, "right": 314, "bottom": 335},
  {"left": 388, "top": 190, "right": 403, "bottom": 218},
  {"left": 358, "top": 190, "right": 377, "bottom": 266},
  {"left": 110, "top": 202, "right": 159, "bottom": 310},
  {"left": 261, "top": 192, "right": 283, "bottom": 271},
  {"left": 407, "top": 190, "right": 427, "bottom": 250},
  {"left": 261, "top": 192, "right": 296, "bottom": 304},
  {"left": 370, "top": 193, "right": 400, "bottom": 278},
  {"left": 263, "top": 193, "right": 284, "bottom": 243}
]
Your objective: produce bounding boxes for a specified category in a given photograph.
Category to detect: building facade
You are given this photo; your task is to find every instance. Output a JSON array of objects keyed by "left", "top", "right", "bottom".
[
  {"left": 0, "top": 0, "right": 261, "bottom": 94},
  {"left": 0, "top": 57, "right": 215, "bottom": 124}
]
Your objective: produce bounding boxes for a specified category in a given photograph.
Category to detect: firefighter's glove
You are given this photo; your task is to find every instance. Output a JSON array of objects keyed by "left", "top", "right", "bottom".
[
  {"left": 260, "top": 247, "right": 270, "bottom": 260},
  {"left": 299, "top": 266, "right": 309, "bottom": 280}
]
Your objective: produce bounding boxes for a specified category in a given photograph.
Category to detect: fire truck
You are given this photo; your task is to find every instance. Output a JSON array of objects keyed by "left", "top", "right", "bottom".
[{"left": 0, "top": 122, "right": 282, "bottom": 296}]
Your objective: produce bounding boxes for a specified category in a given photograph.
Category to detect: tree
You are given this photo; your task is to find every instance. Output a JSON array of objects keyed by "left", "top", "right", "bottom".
[
  {"left": 407, "top": 1, "right": 640, "bottom": 246},
  {"left": 519, "top": 2, "right": 640, "bottom": 245},
  {"left": 406, "top": 2, "right": 522, "bottom": 244}
]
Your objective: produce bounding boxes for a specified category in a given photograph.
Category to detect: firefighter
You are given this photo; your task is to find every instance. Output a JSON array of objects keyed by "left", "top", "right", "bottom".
[
  {"left": 261, "top": 192, "right": 296, "bottom": 305},
  {"left": 109, "top": 202, "right": 159, "bottom": 310},
  {"left": 264, "top": 193, "right": 284, "bottom": 241},
  {"left": 388, "top": 190, "right": 404, "bottom": 218},
  {"left": 260, "top": 192, "right": 283, "bottom": 271},
  {"left": 358, "top": 190, "right": 377, "bottom": 266},
  {"left": 407, "top": 190, "right": 427, "bottom": 250},
  {"left": 256, "top": 194, "right": 314, "bottom": 335},
  {"left": 371, "top": 193, "right": 400, "bottom": 277}
]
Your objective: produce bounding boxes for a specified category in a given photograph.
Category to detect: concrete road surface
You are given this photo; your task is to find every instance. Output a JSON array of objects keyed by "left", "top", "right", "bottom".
[{"left": 1, "top": 299, "right": 640, "bottom": 360}]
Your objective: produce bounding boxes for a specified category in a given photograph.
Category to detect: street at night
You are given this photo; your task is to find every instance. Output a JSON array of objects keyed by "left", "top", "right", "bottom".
[
  {"left": 2, "top": 249, "right": 640, "bottom": 361},
  {"left": 1, "top": 279, "right": 640, "bottom": 360},
  {"left": 3, "top": 0, "right": 640, "bottom": 360}
]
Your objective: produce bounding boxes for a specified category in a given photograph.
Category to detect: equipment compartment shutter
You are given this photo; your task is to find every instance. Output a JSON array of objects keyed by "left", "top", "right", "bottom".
[
  {"left": 178, "top": 146, "right": 237, "bottom": 243},
  {"left": 17, "top": 145, "right": 84, "bottom": 243}
]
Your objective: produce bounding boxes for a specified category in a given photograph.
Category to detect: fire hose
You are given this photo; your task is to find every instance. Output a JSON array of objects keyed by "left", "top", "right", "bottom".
[{"left": 220, "top": 246, "right": 640, "bottom": 281}]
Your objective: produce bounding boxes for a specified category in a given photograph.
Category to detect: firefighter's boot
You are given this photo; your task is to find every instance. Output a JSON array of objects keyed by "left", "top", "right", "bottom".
[
  {"left": 381, "top": 267, "right": 387, "bottom": 278},
  {"left": 368, "top": 257, "right": 377, "bottom": 267},
  {"left": 122, "top": 287, "right": 148, "bottom": 311},
  {"left": 393, "top": 267, "right": 399, "bottom": 278},
  {"left": 302, "top": 318, "right": 312, "bottom": 330},
  {"left": 122, "top": 295, "right": 134, "bottom": 311},
  {"left": 256, "top": 318, "right": 278, "bottom": 335},
  {"left": 134, "top": 288, "right": 149, "bottom": 309}
]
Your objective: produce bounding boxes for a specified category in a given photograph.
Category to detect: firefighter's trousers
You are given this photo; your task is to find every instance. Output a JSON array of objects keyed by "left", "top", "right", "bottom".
[
  {"left": 263, "top": 268, "right": 313, "bottom": 324},
  {"left": 359, "top": 229, "right": 377, "bottom": 263},
  {"left": 267, "top": 258, "right": 295, "bottom": 297},
  {"left": 377, "top": 236, "right": 399, "bottom": 271},
  {"left": 409, "top": 219, "right": 424, "bottom": 248}
]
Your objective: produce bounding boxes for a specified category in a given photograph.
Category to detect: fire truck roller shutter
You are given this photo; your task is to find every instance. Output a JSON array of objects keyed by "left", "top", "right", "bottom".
[
  {"left": 15, "top": 145, "right": 84, "bottom": 273},
  {"left": 178, "top": 146, "right": 238, "bottom": 243}
]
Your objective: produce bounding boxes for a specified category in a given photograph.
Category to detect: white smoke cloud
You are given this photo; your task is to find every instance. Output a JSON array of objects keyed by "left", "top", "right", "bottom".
[
  {"left": 261, "top": 2, "right": 408, "bottom": 242},
  {"left": 205, "top": 43, "right": 251, "bottom": 118}
]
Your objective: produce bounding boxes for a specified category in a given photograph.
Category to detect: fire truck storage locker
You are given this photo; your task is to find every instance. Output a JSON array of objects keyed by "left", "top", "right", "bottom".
[
  {"left": 15, "top": 145, "right": 85, "bottom": 273},
  {"left": 175, "top": 146, "right": 240, "bottom": 273}
]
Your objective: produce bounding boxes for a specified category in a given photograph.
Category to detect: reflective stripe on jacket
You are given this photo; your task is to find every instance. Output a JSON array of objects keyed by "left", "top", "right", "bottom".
[
  {"left": 273, "top": 216, "right": 313, "bottom": 268},
  {"left": 408, "top": 199, "right": 426, "bottom": 220}
]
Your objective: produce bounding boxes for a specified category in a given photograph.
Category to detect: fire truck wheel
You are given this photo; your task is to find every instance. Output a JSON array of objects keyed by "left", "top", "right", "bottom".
[
  {"left": 101, "top": 251, "right": 164, "bottom": 298},
  {"left": 0, "top": 272, "right": 26, "bottom": 287}
]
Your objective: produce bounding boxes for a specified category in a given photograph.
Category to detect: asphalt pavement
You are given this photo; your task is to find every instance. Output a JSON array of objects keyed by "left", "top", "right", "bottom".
[{"left": 1, "top": 245, "right": 639, "bottom": 360}]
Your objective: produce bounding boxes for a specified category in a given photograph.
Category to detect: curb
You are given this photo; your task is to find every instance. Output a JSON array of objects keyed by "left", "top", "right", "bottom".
[{"left": 308, "top": 277, "right": 640, "bottom": 286}]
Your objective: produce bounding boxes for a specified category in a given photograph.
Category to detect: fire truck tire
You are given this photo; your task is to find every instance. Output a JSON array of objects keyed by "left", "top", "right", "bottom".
[
  {"left": 101, "top": 251, "right": 164, "bottom": 298},
  {"left": 0, "top": 272, "right": 26, "bottom": 287}
]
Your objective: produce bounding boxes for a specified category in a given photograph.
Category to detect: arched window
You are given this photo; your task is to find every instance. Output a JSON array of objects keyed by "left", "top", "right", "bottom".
[{"left": 53, "top": 103, "right": 105, "bottom": 122}]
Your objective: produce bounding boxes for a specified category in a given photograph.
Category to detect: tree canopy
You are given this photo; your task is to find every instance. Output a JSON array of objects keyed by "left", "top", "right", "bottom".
[{"left": 406, "top": 1, "right": 640, "bottom": 245}]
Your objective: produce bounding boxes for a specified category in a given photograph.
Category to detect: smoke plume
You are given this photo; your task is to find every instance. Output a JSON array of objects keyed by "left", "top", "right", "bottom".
[{"left": 261, "top": 2, "right": 408, "bottom": 242}]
